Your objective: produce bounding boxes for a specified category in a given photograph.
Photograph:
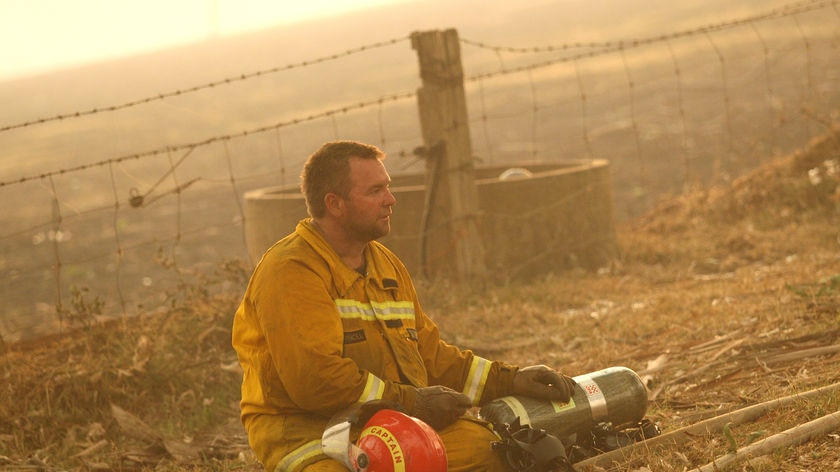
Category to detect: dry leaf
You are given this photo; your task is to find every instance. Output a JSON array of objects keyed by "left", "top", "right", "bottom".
[{"left": 131, "top": 335, "right": 152, "bottom": 372}]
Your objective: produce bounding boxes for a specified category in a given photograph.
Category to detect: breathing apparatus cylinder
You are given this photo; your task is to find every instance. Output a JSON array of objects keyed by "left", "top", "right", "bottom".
[{"left": 479, "top": 366, "right": 648, "bottom": 440}]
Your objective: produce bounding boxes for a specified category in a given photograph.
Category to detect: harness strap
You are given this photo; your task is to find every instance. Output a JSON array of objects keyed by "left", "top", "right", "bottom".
[{"left": 491, "top": 418, "right": 575, "bottom": 472}]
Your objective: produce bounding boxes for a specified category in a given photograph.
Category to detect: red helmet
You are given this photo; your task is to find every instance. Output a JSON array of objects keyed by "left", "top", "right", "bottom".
[{"left": 355, "top": 409, "right": 447, "bottom": 472}]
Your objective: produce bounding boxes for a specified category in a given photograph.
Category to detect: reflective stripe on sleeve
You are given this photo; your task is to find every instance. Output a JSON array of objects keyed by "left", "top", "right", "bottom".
[
  {"left": 358, "top": 373, "right": 386, "bottom": 403},
  {"left": 275, "top": 439, "right": 324, "bottom": 472},
  {"left": 462, "top": 356, "right": 492, "bottom": 404}
]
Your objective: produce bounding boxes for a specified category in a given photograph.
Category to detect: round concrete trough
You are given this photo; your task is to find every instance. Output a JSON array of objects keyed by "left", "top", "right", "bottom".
[{"left": 243, "top": 159, "right": 616, "bottom": 278}]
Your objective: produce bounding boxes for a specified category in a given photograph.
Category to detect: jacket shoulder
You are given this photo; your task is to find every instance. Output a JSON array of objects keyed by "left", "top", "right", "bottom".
[{"left": 369, "top": 240, "right": 407, "bottom": 269}]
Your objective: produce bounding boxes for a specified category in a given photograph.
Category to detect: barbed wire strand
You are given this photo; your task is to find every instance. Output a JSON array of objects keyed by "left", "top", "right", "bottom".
[
  {"left": 0, "top": 91, "right": 416, "bottom": 188},
  {"left": 3, "top": 0, "right": 824, "bottom": 139},
  {"left": 463, "top": 0, "right": 836, "bottom": 83},
  {"left": 461, "top": 0, "right": 831, "bottom": 55},
  {"left": 0, "top": 36, "right": 410, "bottom": 134},
  {"left": 1, "top": 0, "right": 829, "bottom": 148}
]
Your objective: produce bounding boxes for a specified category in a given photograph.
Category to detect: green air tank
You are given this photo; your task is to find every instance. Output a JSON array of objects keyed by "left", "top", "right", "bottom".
[{"left": 479, "top": 366, "right": 649, "bottom": 439}]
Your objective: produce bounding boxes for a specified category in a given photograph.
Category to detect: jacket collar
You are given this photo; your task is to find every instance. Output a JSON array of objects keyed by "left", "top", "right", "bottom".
[{"left": 296, "top": 219, "right": 400, "bottom": 294}]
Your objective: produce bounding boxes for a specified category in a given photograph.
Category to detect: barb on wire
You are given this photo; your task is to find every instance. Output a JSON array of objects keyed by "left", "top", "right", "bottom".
[
  {"left": 0, "top": 36, "right": 409, "bottom": 134},
  {"left": 128, "top": 146, "right": 195, "bottom": 207},
  {"left": 129, "top": 177, "right": 200, "bottom": 208}
]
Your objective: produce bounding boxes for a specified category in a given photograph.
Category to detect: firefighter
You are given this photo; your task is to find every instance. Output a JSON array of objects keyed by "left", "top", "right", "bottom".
[{"left": 231, "top": 141, "right": 577, "bottom": 471}]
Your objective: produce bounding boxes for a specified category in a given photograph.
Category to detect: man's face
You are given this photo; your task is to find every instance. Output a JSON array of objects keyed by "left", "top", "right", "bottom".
[{"left": 340, "top": 156, "right": 396, "bottom": 242}]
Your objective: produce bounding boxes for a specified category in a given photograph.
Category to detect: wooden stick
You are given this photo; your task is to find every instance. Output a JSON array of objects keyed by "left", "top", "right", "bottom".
[
  {"left": 761, "top": 344, "right": 840, "bottom": 364},
  {"left": 71, "top": 439, "right": 109, "bottom": 458},
  {"left": 572, "top": 381, "right": 840, "bottom": 471},
  {"left": 689, "top": 331, "right": 741, "bottom": 353},
  {"left": 694, "top": 409, "right": 840, "bottom": 472}
]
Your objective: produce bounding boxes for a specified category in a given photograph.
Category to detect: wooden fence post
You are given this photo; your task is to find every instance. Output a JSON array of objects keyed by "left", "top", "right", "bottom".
[{"left": 410, "top": 28, "right": 486, "bottom": 282}]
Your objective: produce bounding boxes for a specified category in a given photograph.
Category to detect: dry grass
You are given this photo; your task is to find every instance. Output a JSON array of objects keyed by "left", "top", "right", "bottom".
[{"left": 1, "top": 128, "right": 839, "bottom": 471}]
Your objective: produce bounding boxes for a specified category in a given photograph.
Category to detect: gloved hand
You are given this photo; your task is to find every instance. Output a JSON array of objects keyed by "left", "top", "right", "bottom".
[
  {"left": 512, "top": 365, "right": 576, "bottom": 403},
  {"left": 410, "top": 385, "right": 472, "bottom": 430}
]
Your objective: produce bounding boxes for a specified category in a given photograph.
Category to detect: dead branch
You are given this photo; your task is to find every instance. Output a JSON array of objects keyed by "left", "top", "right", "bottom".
[
  {"left": 761, "top": 343, "right": 840, "bottom": 365},
  {"left": 694, "top": 409, "right": 840, "bottom": 472},
  {"left": 688, "top": 331, "right": 742, "bottom": 353},
  {"left": 110, "top": 404, "right": 163, "bottom": 446}
]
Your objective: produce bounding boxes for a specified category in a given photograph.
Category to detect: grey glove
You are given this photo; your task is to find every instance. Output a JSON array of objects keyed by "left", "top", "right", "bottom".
[
  {"left": 512, "top": 365, "right": 576, "bottom": 403},
  {"left": 410, "top": 385, "right": 472, "bottom": 430}
]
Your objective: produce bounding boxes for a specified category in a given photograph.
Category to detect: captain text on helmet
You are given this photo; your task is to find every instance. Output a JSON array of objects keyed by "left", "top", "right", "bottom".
[{"left": 231, "top": 140, "right": 578, "bottom": 471}]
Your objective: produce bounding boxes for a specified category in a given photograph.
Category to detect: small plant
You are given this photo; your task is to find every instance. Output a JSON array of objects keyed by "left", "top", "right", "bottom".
[
  {"left": 786, "top": 274, "right": 840, "bottom": 299},
  {"left": 57, "top": 285, "right": 104, "bottom": 330}
]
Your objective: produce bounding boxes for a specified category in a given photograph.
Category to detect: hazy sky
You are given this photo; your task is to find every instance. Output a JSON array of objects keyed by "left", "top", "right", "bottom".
[{"left": 0, "top": 0, "right": 409, "bottom": 81}]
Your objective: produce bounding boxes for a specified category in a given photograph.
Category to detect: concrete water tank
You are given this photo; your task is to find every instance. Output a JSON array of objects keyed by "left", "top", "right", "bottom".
[{"left": 243, "top": 160, "right": 616, "bottom": 278}]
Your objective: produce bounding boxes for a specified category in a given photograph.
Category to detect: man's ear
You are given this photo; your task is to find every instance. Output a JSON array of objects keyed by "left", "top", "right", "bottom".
[{"left": 324, "top": 193, "right": 344, "bottom": 217}]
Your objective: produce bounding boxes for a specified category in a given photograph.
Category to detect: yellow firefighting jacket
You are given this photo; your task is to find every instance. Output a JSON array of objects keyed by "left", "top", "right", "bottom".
[{"left": 232, "top": 219, "right": 518, "bottom": 471}]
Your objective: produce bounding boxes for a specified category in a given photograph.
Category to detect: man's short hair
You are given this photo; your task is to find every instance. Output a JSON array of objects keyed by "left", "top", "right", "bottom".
[{"left": 301, "top": 141, "right": 385, "bottom": 217}]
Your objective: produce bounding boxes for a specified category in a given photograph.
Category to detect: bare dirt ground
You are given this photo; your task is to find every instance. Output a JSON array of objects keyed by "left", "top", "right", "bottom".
[{"left": 1, "top": 127, "right": 839, "bottom": 471}]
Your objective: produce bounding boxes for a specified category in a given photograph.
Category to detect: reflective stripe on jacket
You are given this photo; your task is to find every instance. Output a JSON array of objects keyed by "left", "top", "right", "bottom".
[{"left": 232, "top": 219, "right": 518, "bottom": 471}]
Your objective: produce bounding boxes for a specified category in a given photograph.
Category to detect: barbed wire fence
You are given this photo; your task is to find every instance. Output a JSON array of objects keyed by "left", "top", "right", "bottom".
[{"left": 1, "top": 0, "right": 838, "bottom": 342}]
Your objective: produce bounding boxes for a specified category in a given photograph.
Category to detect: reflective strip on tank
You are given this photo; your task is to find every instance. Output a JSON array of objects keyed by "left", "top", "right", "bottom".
[
  {"left": 575, "top": 374, "right": 608, "bottom": 421},
  {"left": 463, "top": 356, "right": 492, "bottom": 404},
  {"left": 499, "top": 396, "right": 531, "bottom": 425},
  {"left": 358, "top": 373, "right": 386, "bottom": 403},
  {"left": 275, "top": 439, "right": 324, "bottom": 472}
]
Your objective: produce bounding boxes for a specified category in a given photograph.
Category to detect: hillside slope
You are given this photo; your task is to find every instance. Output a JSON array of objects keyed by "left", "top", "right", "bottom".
[{"left": 1, "top": 126, "right": 838, "bottom": 470}]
